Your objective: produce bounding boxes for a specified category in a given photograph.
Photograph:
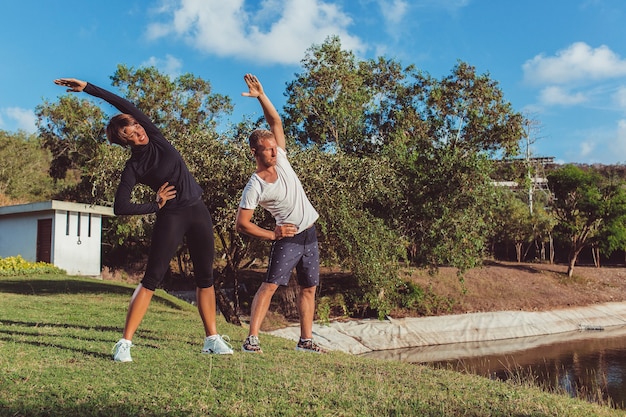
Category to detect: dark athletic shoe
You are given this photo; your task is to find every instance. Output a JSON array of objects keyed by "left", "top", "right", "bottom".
[
  {"left": 295, "top": 338, "right": 327, "bottom": 354},
  {"left": 242, "top": 335, "right": 263, "bottom": 353}
]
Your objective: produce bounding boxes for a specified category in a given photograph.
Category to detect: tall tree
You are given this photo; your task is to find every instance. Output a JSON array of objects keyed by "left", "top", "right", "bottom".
[
  {"left": 0, "top": 130, "right": 58, "bottom": 202},
  {"left": 283, "top": 35, "right": 371, "bottom": 153},
  {"left": 490, "top": 188, "right": 534, "bottom": 262},
  {"left": 387, "top": 63, "right": 525, "bottom": 271},
  {"left": 282, "top": 37, "right": 525, "bottom": 275},
  {"left": 292, "top": 145, "right": 406, "bottom": 318},
  {"left": 37, "top": 95, "right": 107, "bottom": 181},
  {"left": 548, "top": 164, "right": 626, "bottom": 277}
]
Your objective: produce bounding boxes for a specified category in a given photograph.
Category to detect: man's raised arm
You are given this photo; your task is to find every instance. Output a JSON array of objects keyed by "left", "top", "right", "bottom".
[{"left": 242, "top": 74, "right": 285, "bottom": 149}]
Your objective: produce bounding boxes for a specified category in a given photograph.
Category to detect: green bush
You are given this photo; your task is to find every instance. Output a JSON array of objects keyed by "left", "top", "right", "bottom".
[
  {"left": 316, "top": 294, "right": 349, "bottom": 325},
  {"left": 0, "top": 255, "right": 66, "bottom": 276}
]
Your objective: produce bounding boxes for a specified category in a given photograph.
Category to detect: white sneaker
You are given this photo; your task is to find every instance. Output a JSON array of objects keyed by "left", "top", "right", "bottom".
[
  {"left": 202, "top": 335, "right": 233, "bottom": 355},
  {"left": 112, "top": 338, "right": 133, "bottom": 362}
]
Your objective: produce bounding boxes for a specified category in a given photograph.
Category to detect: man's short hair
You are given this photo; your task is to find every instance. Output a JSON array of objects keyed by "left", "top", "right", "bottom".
[{"left": 248, "top": 129, "right": 274, "bottom": 149}]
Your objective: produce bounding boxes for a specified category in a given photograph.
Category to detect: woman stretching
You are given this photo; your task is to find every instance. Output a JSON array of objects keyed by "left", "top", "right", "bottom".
[{"left": 54, "top": 78, "right": 233, "bottom": 361}]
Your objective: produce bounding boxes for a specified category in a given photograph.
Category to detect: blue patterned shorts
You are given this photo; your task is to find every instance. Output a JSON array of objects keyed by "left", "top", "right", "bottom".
[{"left": 266, "top": 225, "right": 319, "bottom": 287}]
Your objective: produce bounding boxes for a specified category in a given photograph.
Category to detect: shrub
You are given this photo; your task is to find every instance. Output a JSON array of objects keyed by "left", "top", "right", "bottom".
[{"left": 0, "top": 255, "right": 66, "bottom": 276}]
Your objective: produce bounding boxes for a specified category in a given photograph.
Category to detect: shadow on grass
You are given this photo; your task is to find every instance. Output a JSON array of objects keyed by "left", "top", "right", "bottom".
[
  {"left": 0, "top": 323, "right": 162, "bottom": 359},
  {"left": 0, "top": 276, "right": 194, "bottom": 360},
  {"left": 0, "top": 319, "right": 159, "bottom": 340},
  {"left": 0, "top": 402, "right": 191, "bottom": 417},
  {"left": 0, "top": 277, "right": 133, "bottom": 296},
  {"left": 0, "top": 319, "right": 122, "bottom": 333},
  {"left": 0, "top": 332, "right": 113, "bottom": 360},
  {"left": 0, "top": 277, "right": 191, "bottom": 310}
]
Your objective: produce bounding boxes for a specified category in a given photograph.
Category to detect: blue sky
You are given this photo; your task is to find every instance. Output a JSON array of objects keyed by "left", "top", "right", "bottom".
[{"left": 1, "top": 0, "right": 626, "bottom": 164}]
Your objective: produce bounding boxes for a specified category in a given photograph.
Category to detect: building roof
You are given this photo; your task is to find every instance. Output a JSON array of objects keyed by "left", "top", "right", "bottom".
[{"left": 0, "top": 200, "right": 115, "bottom": 217}]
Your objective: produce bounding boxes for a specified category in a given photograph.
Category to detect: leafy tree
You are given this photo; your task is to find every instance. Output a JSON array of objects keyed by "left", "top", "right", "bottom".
[
  {"left": 110, "top": 66, "right": 232, "bottom": 141},
  {"left": 284, "top": 37, "right": 525, "bottom": 274},
  {"left": 188, "top": 120, "right": 268, "bottom": 319},
  {"left": 488, "top": 184, "right": 556, "bottom": 263},
  {"left": 37, "top": 65, "right": 251, "bottom": 322},
  {"left": 109, "top": 65, "right": 239, "bottom": 274},
  {"left": 548, "top": 164, "right": 626, "bottom": 277},
  {"left": 214, "top": 116, "right": 408, "bottom": 318},
  {"left": 0, "top": 130, "right": 58, "bottom": 202},
  {"left": 36, "top": 94, "right": 107, "bottom": 181},
  {"left": 386, "top": 64, "right": 524, "bottom": 272},
  {"left": 591, "top": 170, "right": 626, "bottom": 267},
  {"left": 282, "top": 37, "right": 413, "bottom": 315},
  {"left": 413, "top": 62, "right": 523, "bottom": 157},
  {"left": 30, "top": 46, "right": 538, "bottom": 320},
  {"left": 489, "top": 188, "right": 534, "bottom": 262},
  {"left": 292, "top": 146, "right": 407, "bottom": 317},
  {"left": 283, "top": 35, "right": 371, "bottom": 153}
]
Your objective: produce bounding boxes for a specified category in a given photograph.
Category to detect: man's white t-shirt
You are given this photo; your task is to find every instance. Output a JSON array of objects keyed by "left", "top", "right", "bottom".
[{"left": 239, "top": 147, "right": 319, "bottom": 233}]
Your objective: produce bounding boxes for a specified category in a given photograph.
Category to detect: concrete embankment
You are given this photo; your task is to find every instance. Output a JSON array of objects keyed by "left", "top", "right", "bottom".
[{"left": 267, "top": 302, "right": 626, "bottom": 356}]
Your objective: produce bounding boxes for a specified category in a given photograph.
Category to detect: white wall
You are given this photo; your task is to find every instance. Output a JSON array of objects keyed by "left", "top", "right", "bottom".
[
  {"left": 53, "top": 210, "right": 104, "bottom": 276},
  {"left": 0, "top": 201, "right": 113, "bottom": 277},
  {"left": 0, "top": 213, "right": 42, "bottom": 261}
]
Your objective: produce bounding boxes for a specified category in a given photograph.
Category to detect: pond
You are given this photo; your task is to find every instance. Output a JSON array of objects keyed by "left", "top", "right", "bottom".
[{"left": 360, "top": 325, "right": 626, "bottom": 409}]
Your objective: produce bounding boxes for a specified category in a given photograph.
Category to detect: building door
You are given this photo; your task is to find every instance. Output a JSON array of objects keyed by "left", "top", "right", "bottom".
[{"left": 37, "top": 218, "right": 52, "bottom": 263}]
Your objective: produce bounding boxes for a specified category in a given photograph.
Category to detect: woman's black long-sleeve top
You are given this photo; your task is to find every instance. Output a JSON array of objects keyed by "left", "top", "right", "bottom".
[{"left": 84, "top": 83, "right": 203, "bottom": 215}]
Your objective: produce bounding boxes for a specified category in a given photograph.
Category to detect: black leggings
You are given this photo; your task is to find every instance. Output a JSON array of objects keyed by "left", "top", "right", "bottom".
[{"left": 141, "top": 200, "right": 215, "bottom": 291}]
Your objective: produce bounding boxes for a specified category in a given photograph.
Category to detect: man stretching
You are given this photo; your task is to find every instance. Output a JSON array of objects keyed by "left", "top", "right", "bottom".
[{"left": 236, "top": 73, "right": 325, "bottom": 354}]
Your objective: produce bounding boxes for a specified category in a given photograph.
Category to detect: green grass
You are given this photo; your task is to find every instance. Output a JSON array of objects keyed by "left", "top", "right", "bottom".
[{"left": 0, "top": 274, "right": 623, "bottom": 417}]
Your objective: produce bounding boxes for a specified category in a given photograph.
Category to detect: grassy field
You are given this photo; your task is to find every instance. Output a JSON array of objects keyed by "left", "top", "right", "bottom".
[{"left": 1, "top": 273, "right": 624, "bottom": 417}]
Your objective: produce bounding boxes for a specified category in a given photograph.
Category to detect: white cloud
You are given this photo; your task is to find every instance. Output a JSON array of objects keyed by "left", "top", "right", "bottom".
[
  {"left": 608, "top": 119, "right": 626, "bottom": 162},
  {"left": 614, "top": 86, "right": 626, "bottom": 112},
  {"left": 141, "top": 54, "right": 183, "bottom": 78},
  {"left": 616, "top": 119, "right": 626, "bottom": 144},
  {"left": 409, "top": 0, "right": 470, "bottom": 11},
  {"left": 378, "top": 0, "right": 408, "bottom": 25},
  {"left": 538, "top": 86, "right": 587, "bottom": 106},
  {"left": 579, "top": 140, "right": 594, "bottom": 157},
  {"left": 523, "top": 42, "right": 626, "bottom": 86},
  {"left": 146, "top": 0, "right": 365, "bottom": 65},
  {"left": 1, "top": 107, "right": 37, "bottom": 133},
  {"left": 376, "top": 0, "right": 409, "bottom": 40}
]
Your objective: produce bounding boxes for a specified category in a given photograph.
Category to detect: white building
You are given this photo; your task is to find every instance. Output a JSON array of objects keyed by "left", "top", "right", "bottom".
[{"left": 0, "top": 200, "right": 114, "bottom": 276}]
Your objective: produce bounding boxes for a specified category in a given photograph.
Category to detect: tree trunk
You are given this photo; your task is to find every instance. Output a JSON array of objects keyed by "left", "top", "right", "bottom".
[
  {"left": 549, "top": 234, "right": 555, "bottom": 264},
  {"left": 567, "top": 247, "right": 582, "bottom": 278},
  {"left": 591, "top": 245, "right": 600, "bottom": 268},
  {"left": 523, "top": 242, "right": 533, "bottom": 261},
  {"left": 277, "top": 275, "right": 300, "bottom": 320},
  {"left": 215, "top": 286, "right": 241, "bottom": 326},
  {"left": 213, "top": 266, "right": 242, "bottom": 326},
  {"left": 567, "top": 256, "right": 576, "bottom": 278},
  {"left": 515, "top": 242, "right": 523, "bottom": 263}
]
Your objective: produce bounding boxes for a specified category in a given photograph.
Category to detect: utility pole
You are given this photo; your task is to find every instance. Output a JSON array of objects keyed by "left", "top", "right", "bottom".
[{"left": 523, "top": 118, "right": 539, "bottom": 215}]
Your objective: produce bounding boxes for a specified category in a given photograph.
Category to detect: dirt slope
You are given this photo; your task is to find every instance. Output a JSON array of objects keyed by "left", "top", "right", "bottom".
[{"left": 403, "top": 260, "right": 626, "bottom": 315}]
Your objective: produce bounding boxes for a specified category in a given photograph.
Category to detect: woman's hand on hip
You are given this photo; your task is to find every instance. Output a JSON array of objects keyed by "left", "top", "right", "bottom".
[{"left": 156, "top": 182, "right": 176, "bottom": 209}]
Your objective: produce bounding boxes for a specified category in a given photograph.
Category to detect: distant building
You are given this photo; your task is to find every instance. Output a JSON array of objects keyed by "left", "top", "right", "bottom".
[
  {"left": 492, "top": 156, "right": 555, "bottom": 191},
  {"left": 491, "top": 177, "right": 549, "bottom": 189},
  {"left": 0, "top": 200, "right": 114, "bottom": 276}
]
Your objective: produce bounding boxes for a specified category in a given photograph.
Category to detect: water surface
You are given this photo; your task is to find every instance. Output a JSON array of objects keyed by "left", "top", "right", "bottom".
[{"left": 361, "top": 325, "right": 626, "bottom": 408}]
